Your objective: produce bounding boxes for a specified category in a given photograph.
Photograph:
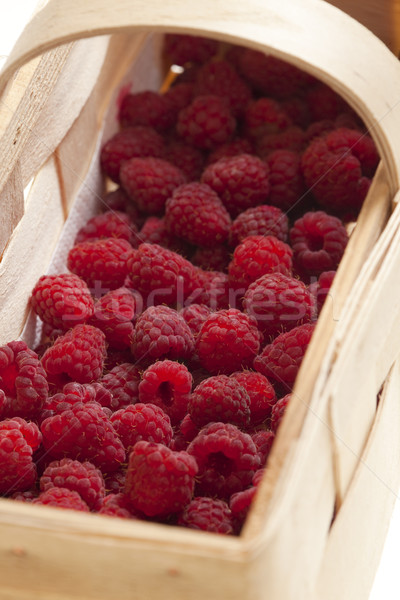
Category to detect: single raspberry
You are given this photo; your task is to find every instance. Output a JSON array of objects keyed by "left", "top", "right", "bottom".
[
  {"left": 100, "top": 126, "right": 165, "bottom": 183},
  {"left": 178, "top": 496, "right": 233, "bottom": 534},
  {"left": 201, "top": 154, "right": 270, "bottom": 217},
  {"left": 191, "top": 245, "right": 231, "bottom": 273},
  {"left": 74, "top": 210, "right": 139, "bottom": 247},
  {"left": 38, "top": 381, "right": 108, "bottom": 422},
  {"left": 229, "top": 205, "right": 289, "bottom": 247},
  {"left": 206, "top": 137, "right": 254, "bottom": 165},
  {"left": 40, "top": 458, "right": 106, "bottom": 510},
  {"left": 10, "top": 489, "right": 38, "bottom": 502},
  {"left": 89, "top": 287, "right": 138, "bottom": 350},
  {"left": 187, "top": 422, "right": 260, "bottom": 499},
  {"left": 190, "top": 269, "right": 229, "bottom": 311},
  {"left": 179, "top": 414, "right": 200, "bottom": 443},
  {"left": 98, "top": 493, "right": 140, "bottom": 518},
  {"left": 195, "top": 309, "right": 261, "bottom": 375},
  {"left": 110, "top": 403, "right": 173, "bottom": 451},
  {"left": 309, "top": 270, "right": 336, "bottom": 314},
  {"left": 124, "top": 441, "right": 198, "bottom": 517},
  {"left": 67, "top": 238, "right": 132, "bottom": 291},
  {"left": 138, "top": 360, "right": 192, "bottom": 425},
  {"left": 243, "top": 272, "right": 316, "bottom": 339},
  {"left": 139, "top": 216, "right": 190, "bottom": 255},
  {"left": 119, "top": 90, "right": 175, "bottom": 132},
  {"left": 243, "top": 98, "right": 292, "bottom": 139},
  {"left": 256, "top": 126, "right": 305, "bottom": 158},
  {"left": 131, "top": 306, "right": 195, "bottom": 363},
  {"left": 40, "top": 401, "right": 126, "bottom": 473},
  {"left": 230, "top": 371, "right": 276, "bottom": 426},
  {"left": 41, "top": 324, "right": 106, "bottom": 385},
  {"left": 30, "top": 273, "right": 94, "bottom": 332},
  {"left": 165, "top": 139, "right": 204, "bottom": 181},
  {"left": 0, "top": 417, "right": 42, "bottom": 451},
  {"left": 265, "top": 149, "right": 306, "bottom": 212},
  {"left": 165, "top": 182, "right": 231, "bottom": 247},
  {"left": 179, "top": 304, "right": 212, "bottom": 337},
  {"left": 0, "top": 427, "right": 36, "bottom": 494},
  {"left": 254, "top": 323, "right": 315, "bottom": 390},
  {"left": 251, "top": 429, "right": 275, "bottom": 464},
  {"left": 99, "top": 363, "right": 141, "bottom": 410},
  {"left": 270, "top": 394, "right": 292, "bottom": 432},
  {"left": 227, "top": 235, "right": 293, "bottom": 292},
  {"left": 229, "top": 486, "right": 257, "bottom": 534},
  {"left": 176, "top": 95, "right": 236, "bottom": 150},
  {"left": 33, "top": 487, "right": 90, "bottom": 511},
  {"left": 163, "top": 33, "right": 219, "bottom": 66}
]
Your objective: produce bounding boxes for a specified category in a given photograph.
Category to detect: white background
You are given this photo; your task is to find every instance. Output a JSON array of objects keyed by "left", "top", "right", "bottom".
[{"left": 0, "top": 2, "right": 400, "bottom": 598}]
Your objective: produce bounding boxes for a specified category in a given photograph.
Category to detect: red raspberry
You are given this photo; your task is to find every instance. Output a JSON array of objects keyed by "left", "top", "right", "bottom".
[
  {"left": 67, "top": 238, "right": 132, "bottom": 291},
  {"left": 244, "top": 98, "right": 292, "bottom": 139},
  {"left": 131, "top": 306, "right": 195, "bottom": 363},
  {"left": 228, "top": 235, "right": 293, "bottom": 292},
  {"left": 0, "top": 341, "right": 48, "bottom": 419},
  {"left": 0, "top": 417, "right": 42, "bottom": 451},
  {"left": 256, "top": 126, "right": 305, "bottom": 158},
  {"left": 195, "top": 309, "right": 261, "bottom": 375},
  {"left": 230, "top": 371, "right": 276, "bottom": 426},
  {"left": 120, "top": 157, "right": 186, "bottom": 214},
  {"left": 289, "top": 211, "right": 348, "bottom": 275},
  {"left": 229, "top": 486, "right": 257, "bottom": 534},
  {"left": 30, "top": 273, "right": 94, "bottom": 332},
  {"left": 110, "top": 403, "right": 173, "bottom": 451},
  {"left": 40, "top": 458, "right": 106, "bottom": 510},
  {"left": 33, "top": 487, "right": 90, "bottom": 511},
  {"left": 309, "top": 270, "right": 336, "bottom": 314},
  {"left": 89, "top": 287, "right": 138, "bottom": 350},
  {"left": 243, "top": 272, "right": 316, "bottom": 339},
  {"left": 177, "top": 95, "right": 236, "bottom": 150},
  {"left": 201, "top": 154, "right": 270, "bottom": 217},
  {"left": 179, "top": 304, "right": 212, "bottom": 337},
  {"left": 178, "top": 496, "right": 233, "bottom": 534},
  {"left": 165, "top": 139, "right": 204, "bottom": 181},
  {"left": 265, "top": 149, "right": 306, "bottom": 211},
  {"left": 40, "top": 401, "right": 126, "bottom": 473},
  {"left": 100, "top": 126, "right": 165, "bottom": 183},
  {"left": 270, "top": 394, "right": 291, "bottom": 432},
  {"left": 251, "top": 429, "right": 275, "bottom": 464},
  {"left": 179, "top": 413, "right": 200, "bottom": 443},
  {"left": 206, "top": 137, "right": 254, "bottom": 165},
  {"left": 229, "top": 204, "right": 289, "bottom": 247},
  {"left": 124, "top": 441, "right": 198, "bottom": 517},
  {"left": 139, "top": 216, "right": 190, "bottom": 255},
  {"left": 163, "top": 33, "right": 219, "bottom": 66},
  {"left": 254, "top": 323, "right": 315, "bottom": 390},
  {"left": 0, "top": 427, "right": 37, "bottom": 494},
  {"left": 252, "top": 468, "right": 265, "bottom": 486},
  {"left": 187, "top": 422, "right": 260, "bottom": 499},
  {"left": 306, "top": 82, "right": 351, "bottom": 121},
  {"left": 74, "top": 210, "right": 139, "bottom": 247},
  {"left": 281, "top": 96, "right": 311, "bottom": 129},
  {"left": 98, "top": 493, "right": 140, "bottom": 518},
  {"left": 39, "top": 381, "right": 110, "bottom": 422},
  {"left": 191, "top": 245, "right": 231, "bottom": 273},
  {"left": 191, "top": 269, "right": 229, "bottom": 311},
  {"left": 119, "top": 90, "right": 175, "bottom": 132},
  {"left": 189, "top": 375, "right": 251, "bottom": 428},
  {"left": 138, "top": 360, "right": 192, "bottom": 425},
  {"left": 99, "top": 363, "right": 141, "bottom": 411},
  {"left": 41, "top": 324, "right": 106, "bottom": 385},
  {"left": 10, "top": 489, "right": 38, "bottom": 502},
  {"left": 163, "top": 83, "right": 194, "bottom": 119},
  {"left": 165, "top": 182, "right": 231, "bottom": 247}
]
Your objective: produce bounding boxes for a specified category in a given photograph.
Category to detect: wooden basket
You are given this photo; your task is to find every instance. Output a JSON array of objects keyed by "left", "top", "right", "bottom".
[{"left": 1, "top": 1, "right": 400, "bottom": 599}]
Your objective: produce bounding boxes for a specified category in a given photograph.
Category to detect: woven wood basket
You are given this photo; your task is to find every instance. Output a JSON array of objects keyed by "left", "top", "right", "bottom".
[{"left": 1, "top": 1, "right": 400, "bottom": 599}]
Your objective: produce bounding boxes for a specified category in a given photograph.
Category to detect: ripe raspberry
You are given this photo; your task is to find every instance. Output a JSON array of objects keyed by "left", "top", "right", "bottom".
[
  {"left": 188, "top": 375, "right": 251, "bottom": 428},
  {"left": 256, "top": 126, "right": 305, "bottom": 158},
  {"left": 30, "top": 273, "right": 94, "bottom": 332},
  {"left": 206, "top": 137, "right": 254, "bottom": 165},
  {"left": 0, "top": 427, "right": 36, "bottom": 494},
  {"left": 229, "top": 486, "right": 257, "bottom": 534},
  {"left": 165, "top": 182, "right": 231, "bottom": 247},
  {"left": 67, "top": 238, "right": 132, "bottom": 290},
  {"left": 179, "top": 304, "right": 212, "bottom": 337},
  {"left": 191, "top": 269, "right": 229, "bottom": 311},
  {"left": 265, "top": 149, "right": 306, "bottom": 211},
  {"left": 119, "top": 90, "right": 175, "bottom": 132},
  {"left": 163, "top": 33, "right": 219, "bottom": 66},
  {"left": 10, "top": 489, "right": 38, "bottom": 502},
  {"left": 41, "top": 324, "right": 106, "bottom": 385},
  {"left": 251, "top": 429, "right": 275, "bottom": 464},
  {"left": 177, "top": 95, "right": 236, "bottom": 150},
  {"left": 124, "top": 441, "right": 198, "bottom": 517},
  {"left": 201, "top": 154, "right": 270, "bottom": 217},
  {"left": 243, "top": 98, "right": 292, "bottom": 139},
  {"left": 179, "top": 413, "right": 200, "bottom": 443},
  {"left": 138, "top": 360, "right": 192, "bottom": 425},
  {"left": 309, "top": 270, "right": 336, "bottom": 314},
  {"left": 98, "top": 493, "right": 140, "bottom": 518},
  {"left": 195, "top": 309, "right": 261, "bottom": 375},
  {"left": 163, "top": 83, "right": 194, "bottom": 118},
  {"left": 33, "top": 487, "right": 90, "bottom": 511},
  {"left": 187, "top": 422, "right": 260, "bottom": 499},
  {"left": 289, "top": 211, "right": 348, "bottom": 275},
  {"left": 229, "top": 204, "right": 289, "bottom": 247},
  {"left": 100, "top": 126, "right": 165, "bottom": 183},
  {"left": 40, "top": 458, "right": 106, "bottom": 510},
  {"left": 230, "top": 371, "right": 276, "bottom": 426},
  {"left": 243, "top": 272, "right": 316, "bottom": 339},
  {"left": 0, "top": 417, "right": 42, "bottom": 451},
  {"left": 164, "top": 139, "right": 204, "bottom": 181},
  {"left": 191, "top": 245, "right": 231, "bottom": 273},
  {"left": 40, "top": 401, "right": 126, "bottom": 473},
  {"left": 74, "top": 210, "right": 139, "bottom": 247},
  {"left": 131, "top": 306, "right": 195, "bottom": 363},
  {"left": 120, "top": 156, "right": 186, "bottom": 214},
  {"left": 89, "top": 287, "right": 138, "bottom": 350},
  {"left": 98, "top": 363, "right": 140, "bottom": 411},
  {"left": 178, "top": 497, "right": 233, "bottom": 534},
  {"left": 139, "top": 216, "right": 190, "bottom": 255},
  {"left": 227, "top": 235, "right": 293, "bottom": 292},
  {"left": 252, "top": 468, "right": 265, "bottom": 487},
  {"left": 254, "top": 323, "right": 315, "bottom": 390},
  {"left": 110, "top": 403, "right": 173, "bottom": 451},
  {"left": 270, "top": 394, "right": 291, "bottom": 432}
]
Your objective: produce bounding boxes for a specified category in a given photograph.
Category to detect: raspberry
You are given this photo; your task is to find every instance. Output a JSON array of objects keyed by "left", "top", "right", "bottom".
[
  {"left": 40, "top": 458, "right": 106, "bottom": 510},
  {"left": 138, "top": 360, "right": 192, "bottom": 425},
  {"left": 131, "top": 306, "right": 195, "bottom": 363},
  {"left": 289, "top": 211, "right": 348, "bottom": 275},
  {"left": 251, "top": 429, "right": 275, "bottom": 464},
  {"left": 124, "top": 441, "right": 198, "bottom": 517},
  {"left": 120, "top": 157, "right": 187, "bottom": 215},
  {"left": 177, "top": 95, "right": 236, "bottom": 150},
  {"left": 67, "top": 238, "right": 132, "bottom": 291},
  {"left": 187, "top": 422, "right": 260, "bottom": 499},
  {"left": 280, "top": 98, "right": 310, "bottom": 128},
  {"left": 265, "top": 149, "right": 306, "bottom": 211},
  {"left": 74, "top": 210, "right": 139, "bottom": 247},
  {"left": 41, "top": 324, "right": 106, "bottom": 385},
  {"left": 0, "top": 427, "right": 36, "bottom": 494},
  {"left": 165, "top": 139, "right": 205, "bottom": 181},
  {"left": 191, "top": 245, "right": 231, "bottom": 273},
  {"left": 306, "top": 82, "right": 351, "bottom": 121},
  {"left": 0, "top": 417, "right": 42, "bottom": 451},
  {"left": 33, "top": 487, "right": 90, "bottom": 511},
  {"left": 179, "top": 413, "right": 200, "bottom": 443},
  {"left": 206, "top": 137, "right": 254, "bottom": 165},
  {"left": 163, "top": 33, "right": 219, "bottom": 66},
  {"left": 201, "top": 154, "right": 270, "bottom": 217},
  {"left": 254, "top": 323, "right": 315, "bottom": 390},
  {"left": 252, "top": 468, "right": 265, "bottom": 487},
  {"left": 163, "top": 84, "right": 194, "bottom": 120},
  {"left": 178, "top": 496, "right": 233, "bottom": 534},
  {"left": 243, "top": 272, "right": 316, "bottom": 339},
  {"left": 30, "top": 273, "right": 94, "bottom": 331},
  {"left": 110, "top": 403, "right": 173, "bottom": 451},
  {"left": 229, "top": 486, "right": 257, "bottom": 533},
  {"left": 270, "top": 394, "right": 291, "bottom": 432},
  {"left": 0, "top": 341, "right": 48, "bottom": 419},
  {"left": 139, "top": 216, "right": 190, "bottom": 255},
  {"left": 195, "top": 309, "right": 261, "bottom": 375},
  {"left": 119, "top": 90, "right": 175, "bottom": 132},
  {"left": 188, "top": 375, "right": 251, "bottom": 428},
  {"left": 100, "top": 126, "right": 165, "bottom": 183},
  {"left": 227, "top": 235, "right": 293, "bottom": 292},
  {"left": 39, "top": 381, "right": 106, "bottom": 422},
  {"left": 40, "top": 401, "right": 126, "bottom": 473},
  {"left": 89, "top": 287, "right": 138, "bottom": 350},
  {"left": 229, "top": 205, "right": 289, "bottom": 247},
  {"left": 230, "top": 371, "right": 276, "bottom": 426},
  {"left": 165, "top": 182, "right": 231, "bottom": 247},
  {"left": 179, "top": 304, "right": 212, "bottom": 338},
  {"left": 98, "top": 493, "right": 139, "bottom": 518},
  {"left": 191, "top": 269, "right": 229, "bottom": 311},
  {"left": 309, "top": 270, "right": 336, "bottom": 314},
  {"left": 99, "top": 363, "right": 141, "bottom": 410},
  {"left": 243, "top": 98, "right": 292, "bottom": 139},
  {"left": 256, "top": 126, "right": 305, "bottom": 158},
  {"left": 101, "top": 187, "right": 142, "bottom": 225}
]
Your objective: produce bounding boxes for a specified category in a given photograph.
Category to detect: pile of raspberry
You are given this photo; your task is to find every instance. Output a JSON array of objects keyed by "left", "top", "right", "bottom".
[{"left": 0, "top": 33, "right": 378, "bottom": 536}]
